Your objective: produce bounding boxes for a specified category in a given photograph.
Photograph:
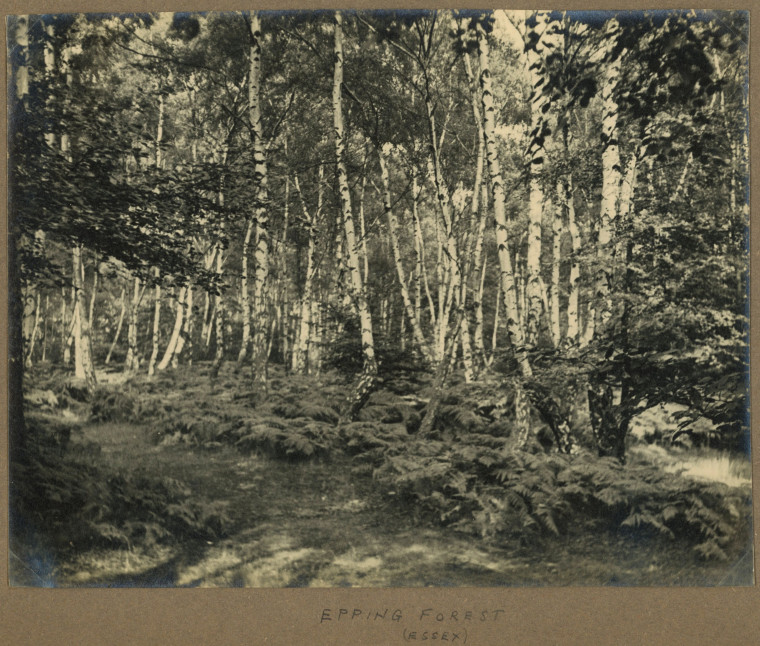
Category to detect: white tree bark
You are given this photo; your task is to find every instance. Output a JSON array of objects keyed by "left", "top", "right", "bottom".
[
  {"left": 72, "top": 245, "right": 96, "bottom": 387},
  {"left": 105, "top": 284, "right": 126, "bottom": 365},
  {"left": 478, "top": 23, "right": 531, "bottom": 378},
  {"left": 550, "top": 188, "right": 563, "bottom": 347},
  {"left": 249, "top": 11, "right": 271, "bottom": 389},
  {"left": 478, "top": 20, "right": 535, "bottom": 447},
  {"left": 157, "top": 286, "right": 186, "bottom": 371},
  {"left": 596, "top": 19, "right": 624, "bottom": 336},
  {"left": 334, "top": 12, "right": 378, "bottom": 418},
  {"left": 565, "top": 176, "right": 581, "bottom": 343},
  {"left": 147, "top": 269, "right": 161, "bottom": 377}
]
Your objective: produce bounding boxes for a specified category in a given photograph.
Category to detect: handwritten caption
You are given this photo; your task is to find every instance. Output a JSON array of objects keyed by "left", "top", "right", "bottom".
[{"left": 319, "top": 607, "right": 507, "bottom": 643}]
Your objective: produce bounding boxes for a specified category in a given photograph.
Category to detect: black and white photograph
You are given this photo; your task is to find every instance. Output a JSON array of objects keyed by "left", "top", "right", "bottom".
[{"left": 7, "top": 9, "right": 752, "bottom": 588}]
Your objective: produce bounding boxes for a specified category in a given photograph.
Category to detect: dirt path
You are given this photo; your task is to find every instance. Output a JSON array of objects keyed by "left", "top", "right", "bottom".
[{"left": 55, "top": 422, "right": 752, "bottom": 587}]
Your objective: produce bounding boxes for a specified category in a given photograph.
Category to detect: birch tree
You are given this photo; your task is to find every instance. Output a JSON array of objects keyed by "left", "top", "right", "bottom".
[
  {"left": 247, "top": 11, "right": 271, "bottom": 390},
  {"left": 333, "top": 12, "right": 378, "bottom": 419}
]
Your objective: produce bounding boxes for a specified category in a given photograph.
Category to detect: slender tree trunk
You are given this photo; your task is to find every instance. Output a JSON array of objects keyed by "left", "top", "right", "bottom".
[
  {"left": 565, "top": 175, "right": 581, "bottom": 343},
  {"left": 237, "top": 217, "right": 253, "bottom": 364},
  {"left": 144, "top": 78, "right": 167, "bottom": 378},
  {"left": 478, "top": 24, "right": 531, "bottom": 379},
  {"left": 41, "top": 294, "right": 49, "bottom": 363},
  {"left": 63, "top": 284, "right": 74, "bottom": 365},
  {"left": 291, "top": 171, "right": 319, "bottom": 374},
  {"left": 463, "top": 48, "right": 489, "bottom": 371},
  {"left": 24, "top": 290, "right": 41, "bottom": 369},
  {"left": 595, "top": 19, "right": 623, "bottom": 337},
  {"left": 309, "top": 298, "right": 322, "bottom": 375},
  {"left": 412, "top": 177, "right": 436, "bottom": 328},
  {"left": 524, "top": 14, "right": 552, "bottom": 347},
  {"left": 72, "top": 245, "right": 96, "bottom": 388},
  {"left": 425, "top": 114, "right": 460, "bottom": 367},
  {"left": 490, "top": 276, "right": 500, "bottom": 361},
  {"left": 412, "top": 195, "right": 423, "bottom": 326},
  {"left": 147, "top": 269, "right": 161, "bottom": 377},
  {"left": 88, "top": 265, "right": 98, "bottom": 330},
  {"left": 475, "top": 252, "right": 488, "bottom": 363},
  {"left": 210, "top": 245, "right": 226, "bottom": 379},
  {"left": 549, "top": 186, "right": 563, "bottom": 347},
  {"left": 105, "top": 284, "right": 126, "bottom": 365},
  {"left": 249, "top": 12, "right": 270, "bottom": 391},
  {"left": 334, "top": 12, "right": 378, "bottom": 419},
  {"left": 202, "top": 292, "right": 212, "bottom": 347},
  {"left": 175, "top": 285, "right": 193, "bottom": 366},
  {"left": 125, "top": 275, "right": 142, "bottom": 373},
  {"left": 278, "top": 176, "right": 291, "bottom": 366},
  {"left": 358, "top": 173, "right": 369, "bottom": 284},
  {"left": 459, "top": 315, "right": 475, "bottom": 382},
  {"left": 204, "top": 298, "right": 216, "bottom": 349},
  {"left": 478, "top": 22, "right": 531, "bottom": 443},
  {"left": 60, "top": 286, "right": 67, "bottom": 362},
  {"left": 471, "top": 179, "right": 490, "bottom": 368},
  {"left": 157, "top": 286, "right": 186, "bottom": 371}
]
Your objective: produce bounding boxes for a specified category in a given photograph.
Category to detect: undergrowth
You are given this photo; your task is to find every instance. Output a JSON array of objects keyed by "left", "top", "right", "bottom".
[
  {"left": 23, "top": 365, "right": 751, "bottom": 566},
  {"left": 370, "top": 430, "right": 750, "bottom": 561}
]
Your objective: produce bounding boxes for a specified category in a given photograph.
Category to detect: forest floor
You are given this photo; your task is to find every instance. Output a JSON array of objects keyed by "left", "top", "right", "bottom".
[
  {"left": 12, "top": 364, "right": 753, "bottom": 588},
  {"left": 34, "top": 428, "right": 753, "bottom": 587}
]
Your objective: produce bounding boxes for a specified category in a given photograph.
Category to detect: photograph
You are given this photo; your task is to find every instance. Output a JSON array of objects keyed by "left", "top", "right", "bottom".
[{"left": 7, "top": 8, "right": 752, "bottom": 589}]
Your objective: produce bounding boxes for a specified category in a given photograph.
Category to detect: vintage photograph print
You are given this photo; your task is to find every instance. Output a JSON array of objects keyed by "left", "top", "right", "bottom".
[{"left": 7, "top": 9, "right": 752, "bottom": 587}]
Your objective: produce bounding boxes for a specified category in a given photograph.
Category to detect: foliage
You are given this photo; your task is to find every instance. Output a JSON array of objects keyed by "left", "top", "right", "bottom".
[
  {"left": 8, "top": 8, "right": 750, "bottom": 580},
  {"left": 371, "top": 431, "right": 750, "bottom": 560}
]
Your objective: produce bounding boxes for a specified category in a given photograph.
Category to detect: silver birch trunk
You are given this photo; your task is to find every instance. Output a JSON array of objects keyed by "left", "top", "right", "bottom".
[
  {"left": 565, "top": 175, "right": 581, "bottom": 343},
  {"left": 550, "top": 187, "right": 563, "bottom": 347},
  {"left": 147, "top": 269, "right": 161, "bottom": 377},
  {"left": 201, "top": 292, "right": 212, "bottom": 347},
  {"left": 63, "top": 284, "right": 74, "bottom": 365},
  {"left": 463, "top": 48, "right": 489, "bottom": 369},
  {"left": 412, "top": 177, "right": 437, "bottom": 328},
  {"left": 249, "top": 12, "right": 270, "bottom": 390},
  {"left": 125, "top": 275, "right": 142, "bottom": 373},
  {"left": 210, "top": 244, "right": 225, "bottom": 379},
  {"left": 72, "top": 245, "right": 96, "bottom": 388},
  {"left": 237, "top": 217, "right": 253, "bottom": 364},
  {"left": 105, "top": 284, "right": 126, "bottom": 365},
  {"left": 157, "top": 286, "right": 186, "bottom": 371},
  {"left": 359, "top": 174, "right": 369, "bottom": 284},
  {"left": 596, "top": 20, "right": 623, "bottom": 336},
  {"left": 490, "top": 284, "right": 500, "bottom": 362},
  {"left": 477, "top": 21, "right": 533, "bottom": 446},
  {"left": 41, "top": 294, "right": 49, "bottom": 363},
  {"left": 291, "top": 170, "right": 320, "bottom": 374},
  {"left": 25, "top": 290, "right": 41, "bottom": 368},
  {"left": 333, "top": 12, "right": 377, "bottom": 419},
  {"left": 175, "top": 285, "right": 193, "bottom": 366},
  {"left": 60, "top": 286, "right": 67, "bottom": 362},
  {"left": 475, "top": 252, "right": 488, "bottom": 363},
  {"left": 524, "top": 14, "right": 551, "bottom": 347}
]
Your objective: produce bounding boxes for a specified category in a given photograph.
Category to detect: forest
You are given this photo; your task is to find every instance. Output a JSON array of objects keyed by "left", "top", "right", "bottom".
[{"left": 8, "top": 9, "right": 752, "bottom": 587}]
